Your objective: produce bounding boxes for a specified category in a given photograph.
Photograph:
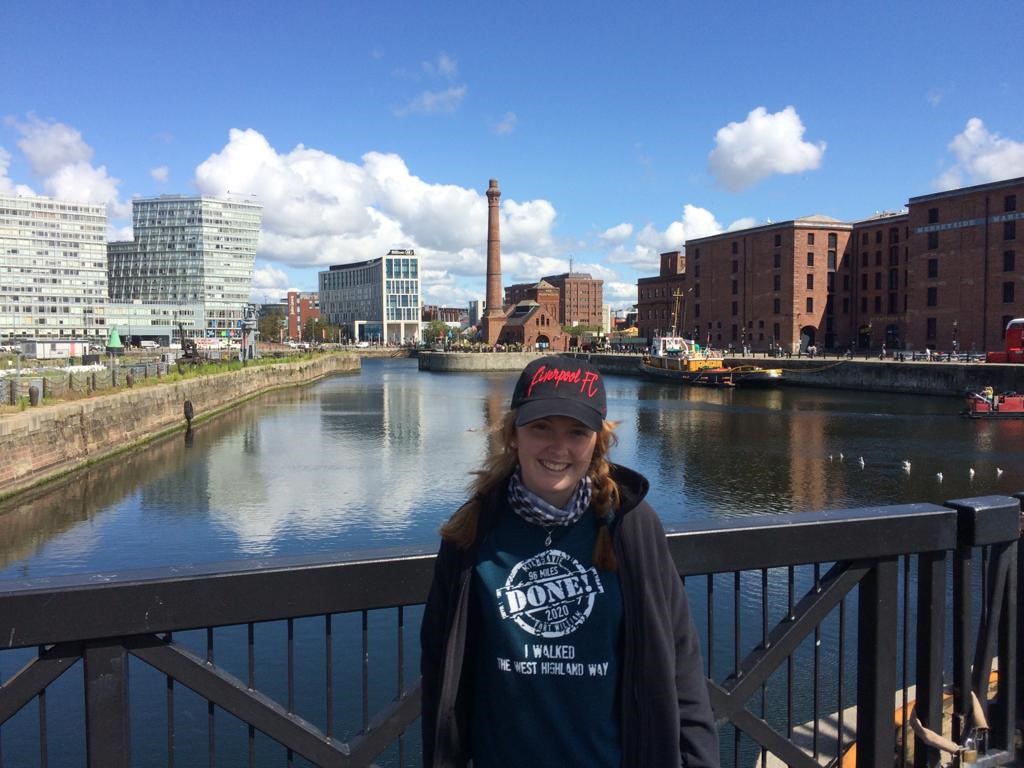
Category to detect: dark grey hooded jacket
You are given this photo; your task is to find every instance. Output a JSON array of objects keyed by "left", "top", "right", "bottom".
[{"left": 420, "top": 464, "right": 720, "bottom": 767}]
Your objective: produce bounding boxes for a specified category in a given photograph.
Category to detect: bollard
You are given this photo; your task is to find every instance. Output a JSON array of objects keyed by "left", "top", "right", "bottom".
[
  {"left": 28, "top": 384, "right": 40, "bottom": 407},
  {"left": 126, "top": 372, "right": 134, "bottom": 388}
]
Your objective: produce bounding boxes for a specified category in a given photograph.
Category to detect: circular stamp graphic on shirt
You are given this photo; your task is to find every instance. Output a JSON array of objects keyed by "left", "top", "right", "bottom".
[{"left": 495, "top": 549, "right": 605, "bottom": 638}]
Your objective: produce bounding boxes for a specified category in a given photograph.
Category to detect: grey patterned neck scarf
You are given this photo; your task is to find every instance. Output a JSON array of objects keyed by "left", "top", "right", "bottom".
[{"left": 508, "top": 471, "right": 592, "bottom": 547}]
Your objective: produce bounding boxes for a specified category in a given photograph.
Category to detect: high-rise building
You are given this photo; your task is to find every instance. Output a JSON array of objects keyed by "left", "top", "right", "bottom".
[
  {"left": 0, "top": 194, "right": 108, "bottom": 340},
  {"left": 108, "top": 195, "right": 262, "bottom": 339},
  {"left": 318, "top": 249, "right": 421, "bottom": 344}
]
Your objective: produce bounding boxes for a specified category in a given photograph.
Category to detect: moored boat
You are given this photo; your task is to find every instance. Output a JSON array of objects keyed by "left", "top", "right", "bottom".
[
  {"left": 641, "top": 337, "right": 784, "bottom": 387},
  {"left": 961, "top": 387, "right": 1024, "bottom": 418},
  {"left": 640, "top": 336, "right": 726, "bottom": 383}
]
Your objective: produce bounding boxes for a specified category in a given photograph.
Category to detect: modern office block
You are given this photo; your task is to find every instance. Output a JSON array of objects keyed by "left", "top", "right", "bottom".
[
  {"left": 108, "top": 195, "right": 262, "bottom": 339},
  {"left": 319, "top": 249, "right": 421, "bottom": 344},
  {"left": 0, "top": 194, "right": 108, "bottom": 340}
]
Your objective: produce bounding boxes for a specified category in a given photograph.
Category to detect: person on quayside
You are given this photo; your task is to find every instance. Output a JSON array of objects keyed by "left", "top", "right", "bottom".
[{"left": 421, "top": 355, "right": 720, "bottom": 767}]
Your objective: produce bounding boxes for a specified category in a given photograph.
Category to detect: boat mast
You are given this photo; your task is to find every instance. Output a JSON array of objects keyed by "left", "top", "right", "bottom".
[{"left": 671, "top": 288, "right": 684, "bottom": 336}]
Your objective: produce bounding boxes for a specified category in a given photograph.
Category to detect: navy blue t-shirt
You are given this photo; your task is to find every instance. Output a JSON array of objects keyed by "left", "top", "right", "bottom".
[{"left": 471, "top": 510, "right": 623, "bottom": 768}]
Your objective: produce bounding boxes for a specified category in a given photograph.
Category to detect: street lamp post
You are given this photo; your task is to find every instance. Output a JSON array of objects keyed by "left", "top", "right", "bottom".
[{"left": 952, "top": 320, "right": 959, "bottom": 357}]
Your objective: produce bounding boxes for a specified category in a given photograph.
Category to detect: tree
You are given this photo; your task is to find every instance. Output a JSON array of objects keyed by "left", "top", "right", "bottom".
[
  {"left": 425, "top": 319, "right": 449, "bottom": 344},
  {"left": 259, "top": 310, "right": 285, "bottom": 343}
]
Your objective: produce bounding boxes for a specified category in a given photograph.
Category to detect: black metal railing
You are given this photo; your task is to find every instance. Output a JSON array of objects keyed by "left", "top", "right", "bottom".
[{"left": 0, "top": 496, "right": 1020, "bottom": 768}]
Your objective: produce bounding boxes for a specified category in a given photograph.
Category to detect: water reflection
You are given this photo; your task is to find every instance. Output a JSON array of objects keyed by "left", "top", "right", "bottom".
[{"left": 0, "top": 358, "right": 1021, "bottom": 581}]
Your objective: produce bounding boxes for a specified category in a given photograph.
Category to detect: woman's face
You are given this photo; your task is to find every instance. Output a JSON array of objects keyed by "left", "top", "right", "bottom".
[{"left": 514, "top": 415, "right": 598, "bottom": 508}]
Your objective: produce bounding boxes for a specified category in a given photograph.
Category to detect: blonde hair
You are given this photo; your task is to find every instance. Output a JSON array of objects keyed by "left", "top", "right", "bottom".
[{"left": 439, "top": 411, "right": 620, "bottom": 570}]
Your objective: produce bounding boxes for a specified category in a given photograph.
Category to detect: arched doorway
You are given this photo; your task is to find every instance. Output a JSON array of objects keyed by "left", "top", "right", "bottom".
[
  {"left": 799, "top": 326, "right": 816, "bottom": 353},
  {"left": 536, "top": 334, "right": 550, "bottom": 350}
]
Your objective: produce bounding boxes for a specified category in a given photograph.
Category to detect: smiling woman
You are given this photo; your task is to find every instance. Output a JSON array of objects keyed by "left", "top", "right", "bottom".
[{"left": 419, "top": 355, "right": 719, "bottom": 768}]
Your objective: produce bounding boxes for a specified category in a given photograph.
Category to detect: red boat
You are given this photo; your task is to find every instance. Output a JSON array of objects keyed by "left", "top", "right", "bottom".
[{"left": 962, "top": 388, "right": 1024, "bottom": 418}]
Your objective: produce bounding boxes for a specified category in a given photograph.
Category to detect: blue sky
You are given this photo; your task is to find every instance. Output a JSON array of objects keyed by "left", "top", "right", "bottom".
[{"left": 2, "top": 0, "right": 1022, "bottom": 309}]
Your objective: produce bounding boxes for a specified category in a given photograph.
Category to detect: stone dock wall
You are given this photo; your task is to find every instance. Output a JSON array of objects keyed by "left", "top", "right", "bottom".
[
  {"left": 419, "top": 351, "right": 1024, "bottom": 396},
  {"left": 0, "top": 355, "right": 359, "bottom": 501}
]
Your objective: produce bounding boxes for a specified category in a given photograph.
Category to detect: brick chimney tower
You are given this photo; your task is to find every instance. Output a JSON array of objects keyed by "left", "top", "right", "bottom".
[{"left": 482, "top": 179, "right": 505, "bottom": 345}]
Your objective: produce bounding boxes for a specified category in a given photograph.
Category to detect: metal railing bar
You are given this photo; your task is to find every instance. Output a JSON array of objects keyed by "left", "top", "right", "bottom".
[
  {"left": 855, "top": 558, "right": 899, "bottom": 768},
  {"left": 287, "top": 618, "right": 295, "bottom": 715},
  {"left": 0, "top": 552, "right": 439, "bottom": 650},
  {"left": 837, "top": 596, "right": 846, "bottom": 765},
  {"left": 668, "top": 505, "right": 956, "bottom": 575},
  {"left": 718, "top": 562, "right": 867, "bottom": 709},
  {"left": 344, "top": 683, "right": 421, "bottom": 767},
  {"left": 397, "top": 606, "right": 406, "bottom": 768},
  {"left": 326, "top": 614, "right": 334, "bottom": 740},
  {"left": 362, "top": 610, "right": 369, "bottom": 731},
  {"left": 36, "top": 654, "right": 46, "bottom": 768},
  {"left": 732, "top": 572, "right": 740, "bottom": 768},
  {"left": 813, "top": 563, "right": 821, "bottom": 764},
  {"left": 973, "top": 543, "right": 1011, "bottom": 707},
  {"left": 901, "top": 555, "right": 910, "bottom": 768},
  {"left": 207, "top": 627, "right": 215, "bottom": 767},
  {"left": 126, "top": 635, "right": 354, "bottom": 767},
  {"left": 915, "top": 550, "right": 947, "bottom": 768},
  {"left": 996, "top": 536, "right": 1017, "bottom": 754},
  {"left": 166, "top": 631, "right": 174, "bottom": 768},
  {"left": 0, "top": 642, "right": 81, "bottom": 726},
  {"left": 760, "top": 568, "right": 768, "bottom": 768},
  {"left": 288, "top": 617, "right": 296, "bottom": 766},
  {"left": 787, "top": 565, "right": 794, "bottom": 741},
  {"left": 954, "top": 538, "right": 973, "bottom": 744},
  {"left": 84, "top": 640, "right": 130, "bottom": 768},
  {"left": 248, "top": 622, "right": 255, "bottom": 768},
  {"left": 706, "top": 575, "right": 714, "bottom": 678},
  {"left": 705, "top": 686, "right": 819, "bottom": 768}
]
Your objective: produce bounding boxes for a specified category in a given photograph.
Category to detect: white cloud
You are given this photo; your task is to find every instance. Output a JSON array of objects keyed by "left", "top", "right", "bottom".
[
  {"left": 194, "top": 128, "right": 561, "bottom": 296},
  {"left": 492, "top": 111, "right": 518, "bottom": 136},
  {"left": 422, "top": 53, "right": 458, "bottom": 79},
  {"left": 600, "top": 223, "right": 633, "bottom": 243},
  {"left": 4, "top": 115, "right": 127, "bottom": 214},
  {"left": 708, "top": 106, "right": 826, "bottom": 191},
  {"left": 605, "top": 204, "right": 728, "bottom": 271},
  {"left": 727, "top": 217, "right": 758, "bottom": 231},
  {"left": 605, "top": 281, "right": 638, "bottom": 303},
  {"left": 396, "top": 85, "right": 467, "bottom": 116},
  {"left": 0, "top": 146, "right": 35, "bottom": 196},
  {"left": 251, "top": 264, "right": 292, "bottom": 302},
  {"left": 10, "top": 115, "right": 93, "bottom": 177},
  {"left": 934, "top": 118, "right": 1024, "bottom": 190},
  {"left": 150, "top": 165, "right": 169, "bottom": 183}
]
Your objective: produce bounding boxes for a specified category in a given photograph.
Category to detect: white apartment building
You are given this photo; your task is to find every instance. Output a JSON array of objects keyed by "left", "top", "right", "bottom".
[
  {"left": 108, "top": 195, "right": 262, "bottom": 340},
  {"left": 0, "top": 194, "right": 109, "bottom": 341},
  {"left": 319, "top": 249, "right": 421, "bottom": 344}
]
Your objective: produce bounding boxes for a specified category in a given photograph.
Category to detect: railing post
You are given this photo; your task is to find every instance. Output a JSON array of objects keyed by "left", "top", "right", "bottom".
[
  {"left": 84, "top": 640, "right": 130, "bottom": 768},
  {"left": 915, "top": 550, "right": 947, "bottom": 768},
  {"left": 948, "top": 495, "right": 1022, "bottom": 759},
  {"left": 856, "top": 557, "right": 898, "bottom": 768}
]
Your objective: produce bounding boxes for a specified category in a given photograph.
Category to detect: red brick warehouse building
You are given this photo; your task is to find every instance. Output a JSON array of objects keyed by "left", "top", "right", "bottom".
[
  {"left": 636, "top": 175, "right": 1024, "bottom": 354},
  {"left": 641, "top": 217, "right": 852, "bottom": 353},
  {"left": 505, "top": 271, "right": 604, "bottom": 328}
]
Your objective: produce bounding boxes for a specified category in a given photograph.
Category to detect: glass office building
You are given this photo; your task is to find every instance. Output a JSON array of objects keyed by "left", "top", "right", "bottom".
[
  {"left": 0, "top": 194, "right": 108, "bottom": 341},
  {"left": 108, "top": 195, "right": 262, "bottom": 339},
  {"left": 319, "top": 249, "right": 421, "bottom": 343}
]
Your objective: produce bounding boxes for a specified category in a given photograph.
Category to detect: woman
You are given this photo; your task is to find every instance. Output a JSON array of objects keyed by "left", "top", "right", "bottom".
[{"left": 421, "top": 356, "right": 719, "bottom": 767}]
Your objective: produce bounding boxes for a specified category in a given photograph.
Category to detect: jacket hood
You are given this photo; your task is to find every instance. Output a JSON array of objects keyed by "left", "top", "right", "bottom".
[{"left": 609, "top": 463, "right": 649, "bottom": 513}]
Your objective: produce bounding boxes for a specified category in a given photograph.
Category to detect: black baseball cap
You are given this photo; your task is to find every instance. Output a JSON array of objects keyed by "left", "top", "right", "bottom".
[{"left": 511, "top": 356, "right": 607, "bottom": 432}]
